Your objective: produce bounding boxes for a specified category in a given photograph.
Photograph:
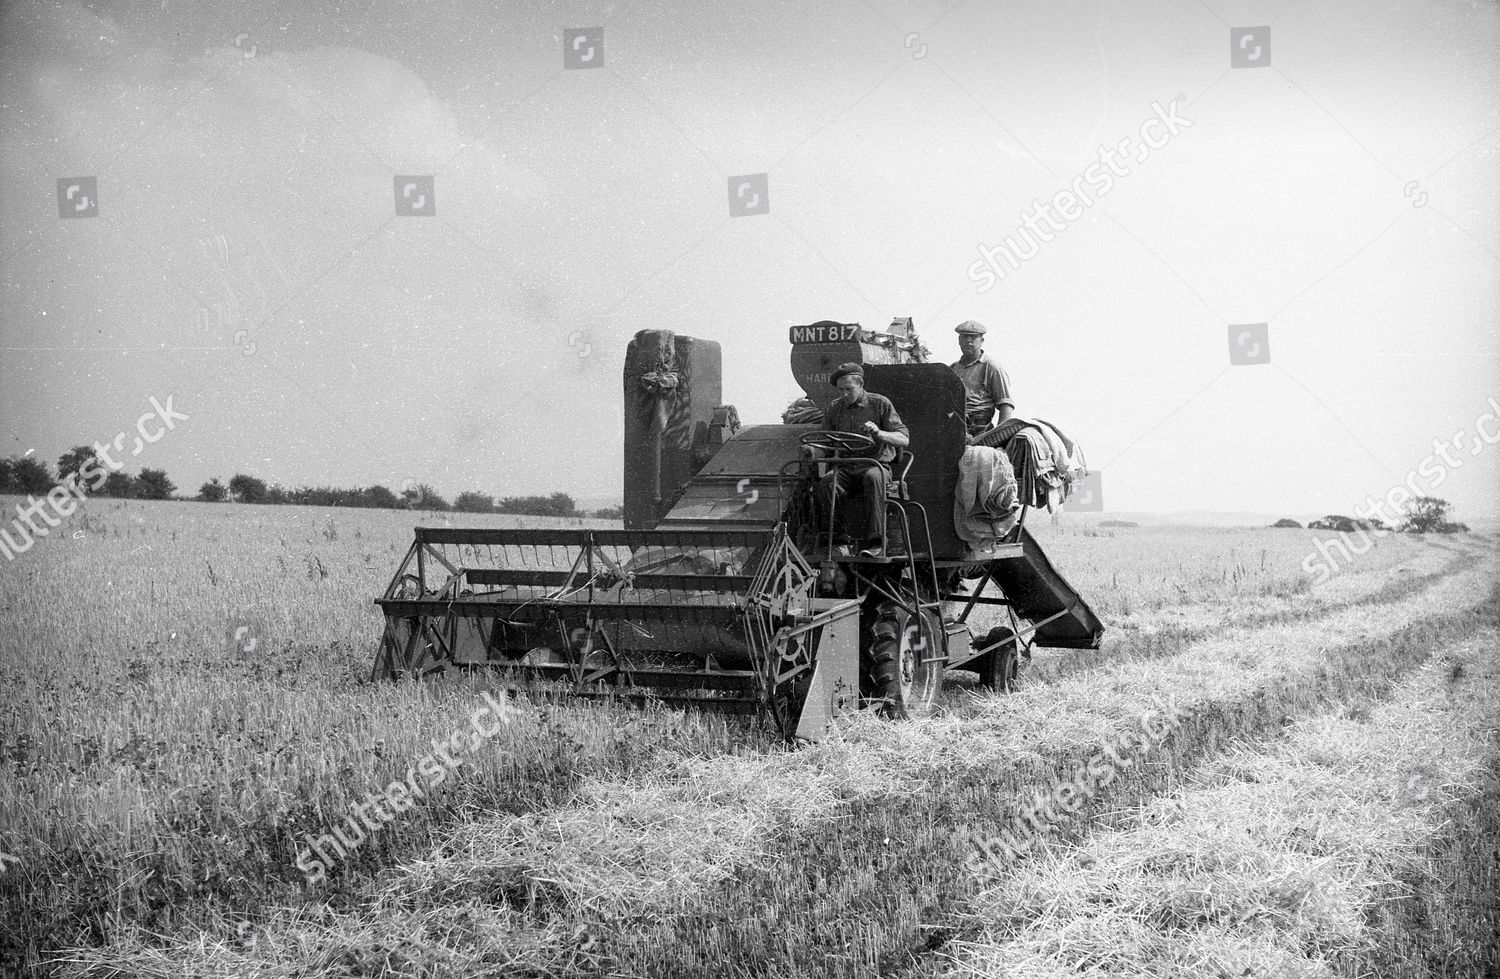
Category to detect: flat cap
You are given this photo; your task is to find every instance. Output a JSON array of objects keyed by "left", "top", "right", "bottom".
[
  {"left": 955, "top": 320, "right": 987, "bottom": 335},
  {"left": 829, "top": 362, "right": 864, "bottom": 386}
]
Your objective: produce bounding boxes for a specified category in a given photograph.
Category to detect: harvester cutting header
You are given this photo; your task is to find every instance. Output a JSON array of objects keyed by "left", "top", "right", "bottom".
[{"left": 374, "top": 318, "right": 1103, "bottom": 740}]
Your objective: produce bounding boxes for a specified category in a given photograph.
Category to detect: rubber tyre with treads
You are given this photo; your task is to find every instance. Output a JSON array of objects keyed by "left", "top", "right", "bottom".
[
  {"left": 976, "top": 625, "right": 1020, "bottom": 692},
  {"left": 867, "top": 600, "right": 943, "bottom": 719}
]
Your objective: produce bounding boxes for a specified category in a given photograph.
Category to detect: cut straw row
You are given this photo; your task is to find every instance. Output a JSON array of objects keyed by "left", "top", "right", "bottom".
[{"left": 942, "top": 626, "right": 1500, "bottom": 978}]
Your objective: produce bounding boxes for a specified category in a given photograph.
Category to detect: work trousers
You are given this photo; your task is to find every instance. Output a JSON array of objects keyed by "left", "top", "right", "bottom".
[{"left": 817, "top": 460, "right": 890, "bottom": 545}]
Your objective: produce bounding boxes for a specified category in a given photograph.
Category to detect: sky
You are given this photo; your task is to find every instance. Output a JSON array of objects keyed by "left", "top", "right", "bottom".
[{"left": 0, "top": 0, "right": 1496, "bottom": 520}]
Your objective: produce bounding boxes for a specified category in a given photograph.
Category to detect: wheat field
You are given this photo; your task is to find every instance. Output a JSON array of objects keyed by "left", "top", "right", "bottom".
[{"left": 1, "top": 496, "right": 1495, "bottom": 978}]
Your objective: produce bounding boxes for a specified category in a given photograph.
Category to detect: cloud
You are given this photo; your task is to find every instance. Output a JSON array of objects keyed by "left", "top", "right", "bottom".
[{"left": 0, "top": 1, "right": 601, "bottom": 497}]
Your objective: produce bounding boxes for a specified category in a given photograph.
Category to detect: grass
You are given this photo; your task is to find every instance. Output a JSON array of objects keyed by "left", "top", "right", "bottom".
[
  {"left": 0, "top": 498, "right": 768, "bottom": 970},
  {"left": 944, "top": 626, "right": 1500, "bottom": 978},
  {"left": 0, "top": 495, "right": 1492, "bottom": 977}
]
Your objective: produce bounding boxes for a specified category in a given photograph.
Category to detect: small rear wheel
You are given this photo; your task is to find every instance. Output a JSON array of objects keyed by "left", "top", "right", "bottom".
[{"left": 977, "top": 626, "right": 1020, "bottom": 693}]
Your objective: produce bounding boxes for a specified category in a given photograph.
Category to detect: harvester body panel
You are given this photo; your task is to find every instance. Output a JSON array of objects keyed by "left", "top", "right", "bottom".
[
  {"left": 861, "top": 363, "right": 968, "bottom": 557},
  {"left": 986, "top": 527, "right": 1106, "bottom": 648},
  {"left": 654, "top": 424, "right": 809, "bottom": 530}
]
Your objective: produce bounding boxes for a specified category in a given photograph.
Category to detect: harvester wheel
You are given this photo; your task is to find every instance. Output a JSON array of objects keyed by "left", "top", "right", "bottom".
[
  {"left": 868, "top": 601, "right": 942, "bottom": 720},
  {"left": 976, "top": 626, "right": 1020, "bottom": 693}
]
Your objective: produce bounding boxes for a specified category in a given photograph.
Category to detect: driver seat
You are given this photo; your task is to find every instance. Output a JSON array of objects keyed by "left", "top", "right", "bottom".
[
  {"left": 877, "top": 448, "right": 915, "bottom": 557},
  {"left": 887, "top": 448, "right": 914, "bottom": 500}
]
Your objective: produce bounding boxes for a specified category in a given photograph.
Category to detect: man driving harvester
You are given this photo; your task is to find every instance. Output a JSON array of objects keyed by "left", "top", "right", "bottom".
[{"left": 815, "top": 362, "right": 910, "bottom": 558}]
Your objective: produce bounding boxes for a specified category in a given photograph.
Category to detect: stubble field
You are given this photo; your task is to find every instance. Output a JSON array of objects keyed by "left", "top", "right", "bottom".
[{"left": 1, "top": 496, "right": 1496, "bottom": 978}]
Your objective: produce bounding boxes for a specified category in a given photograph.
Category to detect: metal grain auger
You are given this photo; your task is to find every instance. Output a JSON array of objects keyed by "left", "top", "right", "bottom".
[{"left": 373, "top": 319, "right": 1104, "bottom": 740}]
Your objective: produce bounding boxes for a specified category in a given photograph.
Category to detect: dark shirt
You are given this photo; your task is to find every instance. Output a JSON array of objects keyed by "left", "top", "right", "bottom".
[{"left": 824, "top": 391, "right": 908, "bottom": 464}]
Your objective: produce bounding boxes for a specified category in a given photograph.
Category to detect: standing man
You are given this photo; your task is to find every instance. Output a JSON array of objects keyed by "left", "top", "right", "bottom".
[
  {"left": 951, "top": 320, "right": 1014, "bottom": 438},
  {"left": 818, "top": 362, "right": 910, "bottom": 558}
]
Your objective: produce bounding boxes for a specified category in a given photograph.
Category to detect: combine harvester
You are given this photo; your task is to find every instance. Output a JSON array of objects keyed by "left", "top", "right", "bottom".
[{"left": 373, "top": 319, "right": 1103, "bottom": 740}]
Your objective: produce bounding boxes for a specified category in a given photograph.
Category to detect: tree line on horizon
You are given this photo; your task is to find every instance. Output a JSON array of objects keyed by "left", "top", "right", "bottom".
[
  {"left": 0, "top": 448, "right": 626, "bottom": 520},
  {"left": 1271, "top": 500, "right": 1469, "bottom": 535}
]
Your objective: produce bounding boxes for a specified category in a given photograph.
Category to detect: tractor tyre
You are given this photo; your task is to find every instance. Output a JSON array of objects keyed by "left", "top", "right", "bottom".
[{"left": 867, "top": 601, "right": 943, "bottom": 720}]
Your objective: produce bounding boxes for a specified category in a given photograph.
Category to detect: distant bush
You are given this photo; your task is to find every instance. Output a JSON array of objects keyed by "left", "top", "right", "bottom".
[
  {"left": 497, "top": 493, "right": 578, "bottom": 518},
  {"left": 454, "top": 492, "right": 495, "bottom": 513},
  {"left": 362, "top": 485, "right": 400, "bottom": 509},
  {"left": 1308, "top": 515, "right": 1360, "bottom": 532},
  {"left": 402, "top": 484, "right": 449, "bottom": 510},
  {"left": 229, "top": 474, "right": 269, "bottom": 504},
  {"left": 592, "top": 505, "right": 626, "bottom": 520},
  {"left": 198, "top": 478, "right": 227, "bottom": 502},
  {"left": 101, "top": 471, "right": 136, "bottom": 498},
  {"left": 136, "top": 468, "right": 175, "bottom": 500},
  {"left": 1272, "top": 518, "right": 1302, "bottom": 528},
  {"left": 0, "top": 456, "right": 53, "bottom": 494},
  {"left": 284, "top": 486, "right": 405, "bottom": 509}
]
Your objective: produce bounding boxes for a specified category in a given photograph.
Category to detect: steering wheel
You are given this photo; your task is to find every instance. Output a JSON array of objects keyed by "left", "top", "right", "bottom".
[{"left": 800, "top": 430, "right": 875, "bottom": 454}]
